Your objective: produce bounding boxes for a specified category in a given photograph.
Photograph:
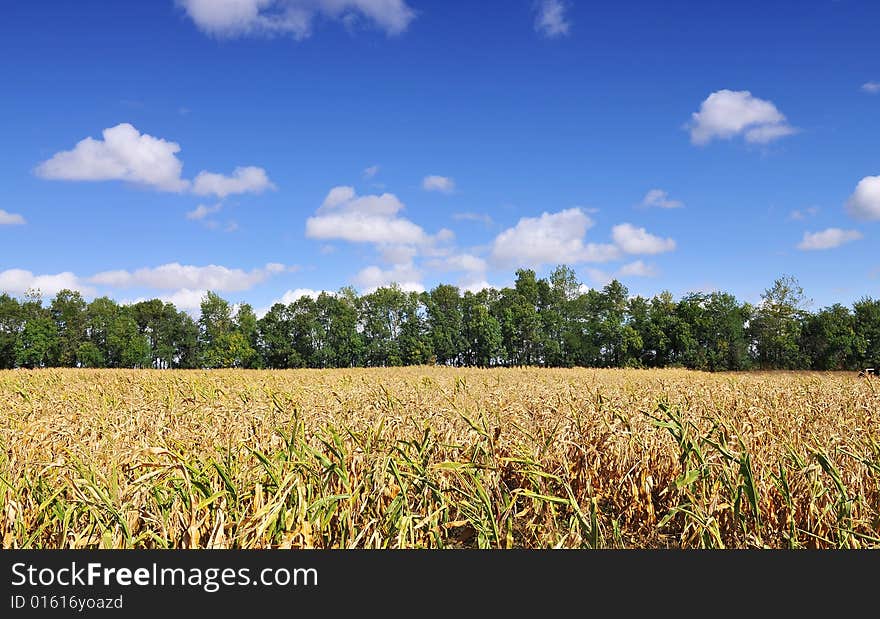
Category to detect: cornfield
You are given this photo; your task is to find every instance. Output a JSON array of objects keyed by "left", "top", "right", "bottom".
[{"left": 1, "top": 367, "right": 878, "bottom": 549}]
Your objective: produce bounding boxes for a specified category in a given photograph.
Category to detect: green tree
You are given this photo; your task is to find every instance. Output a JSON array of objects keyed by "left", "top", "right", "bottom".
[
  {"left": 512, "top": 269, "right": 542, "bottom": 365},
  {"left": 199, "top": 292, "right": 235, "bottom": 368},
  {"left": 399, "top": 291, "right": 433, "bottom": 365},
  {"left": 801, "top": 304, "right": 857, "bottom": 370},
  {"left": 853, "top": 297, "right": 880, "bottom": 368},
  {"left": 425, "top": 284, "right": 464, "bottom": 365},
  {"left": 49, "top": 289, "right": 87, "bottom": 366},
  {"left": 108, "top": 313, "right": 151, "bottom": 367},
  {"left": 462, "top": 291, "right": 502, "bottom": 367},
  {"left": 315, "top": 290, "right": 362, "bottom": 368},
  {"left": 234, "top": 303, "right": 259, "bottom": 368},
  {"left": 257, "top": 303, "right": 299, "bottom": 368},
  {"left": 539, "top": 265, "right": 581, "bottom": 367},
  {"left": 359, "top": 286, "right": 409, "bottom": 367},
  {"left": 703, "top": 292, "right": 752, "bottom": 371},
  {"left": 750, "top": 275, "right": 810, "bottom": 369},
  {"left": 627, "top": 295, "right": 652, "bottom": 367},
  {"left": 595, "top": 280, "right": 640, "bottom": 367},
  {"left": 0, "top": 293, "right": 23, "bottom": 369},
  {"left": 130, "top": 299, "right": 166, "bottom": 367},
  {"left": 15, "top": 315, "right": 57, "bottom": 368},
  {"left": 76, "top": 341, "right": 105, "bottom": 368},
  {"left": 83, "top": 296, "right": 120, "bottom": 367}
]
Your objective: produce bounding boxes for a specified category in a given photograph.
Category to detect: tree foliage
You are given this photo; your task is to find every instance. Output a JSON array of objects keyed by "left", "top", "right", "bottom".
[{"left": 1, "top": 270, "right": 878, "bottom": 371}]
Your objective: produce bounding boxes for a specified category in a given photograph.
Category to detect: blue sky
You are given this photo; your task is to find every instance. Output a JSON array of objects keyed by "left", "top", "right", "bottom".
[{"left": 2, "top": 0, "right": 879, "bottom": 312}]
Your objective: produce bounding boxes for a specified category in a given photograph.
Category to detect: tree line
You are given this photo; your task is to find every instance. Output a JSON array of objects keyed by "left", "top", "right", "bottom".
[{"left": 1, "top": 266, "right": 879, "bottom": 371}]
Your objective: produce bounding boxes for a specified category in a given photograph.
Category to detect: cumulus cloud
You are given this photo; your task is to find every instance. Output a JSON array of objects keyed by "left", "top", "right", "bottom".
[
  {"left": 0, "top": 209, "right": 26, "bottom": 225},
  {"left": 618, "top": 260, "right": 657, "bottom": 277},
  {"left": 846, "top": 176, "right": 880, "bottom": 221},
  {"left": 427, "top": 253, "right": 490, "bottom": 291},
  {"left": 433, "top": 253, "right": 488, "bottom": 274},
  {"left": 491, "top": 208, "right": 620, "bottom": 268},
  {"left": 611, "top": 223, "right": 676, "bottom": 255},
  {"left": 35, "top": 123, "right": 274, "bottom": 197},
  {"left": 158, "top": 289, "right": 208, "bottom": 312},
  {"left": 0, "top": 269, "right": 93, "bottom": 297},
  {"left": 534, "top": 0, "right": 571, "bottom": 38},
  {"left": 192, "top": 166, "right": 275, "bottom": 198},
  {"left": 862, "top": 82, "right": 880, "bottom": 94},
  {"left": 186, "top": 203, "right": 223, "bottom": 220},
  {"left": 422, "top": 175, "right": 455, "bottom": 193},
  {"left": 641, "top": 189, "right": 683, "bottom": 209},
  {"left": 88, "top": 262, "right": 290, "bottom": 292},
  {"left": 687, "top": 90, "right": 797, "bottom": 145},
  {"left": 35, "top": 123, "right": 190, "bottom": 192},
  {"left": 305, "top": 186, "right": 429, "bottom": 245},
  {"left": 354, "top": 263, "right": 423, "bottom": 293},
  {"left": 177, "top": 0, "right": 415, "bottom": 39},
  {"left": 380, "top": 245, "right": 419, "bottom": 265},
  {"left": 797, "top": 228, "right": 863, "bottom": 251}
]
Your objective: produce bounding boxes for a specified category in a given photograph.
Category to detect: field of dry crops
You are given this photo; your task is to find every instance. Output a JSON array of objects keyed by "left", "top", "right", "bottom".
[{"left": 1, "top": 368, "right": 878, "bottom": 549}]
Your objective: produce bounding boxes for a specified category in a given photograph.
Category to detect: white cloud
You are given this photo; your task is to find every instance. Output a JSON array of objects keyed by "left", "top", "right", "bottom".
[
  {"left": 434, "top": 228, "right": 455, "bottom": 243},
  {"left": 788, "top": 206, "right": 819, "bottom": 221},
  {"left": 306, "top": 212, "right": 426, "bottom": 245},
  {"left": 279, "top": 288, "right": 328, "bottom": 303},
  {"left": 192, "top": 166, "right": 275, "bottom": 198},
  {"left": 322, "top": 185, "right": 358, "bottom": 208},
  {"left": 306, "top": 186, "right": 429, "bottom": 245},
  {"left": 491, "top": 208, "right": 620, "bottom": 268},
  {"left": 119, "top": 288, "right": 208, "bottom": 313},
  {"left": 159, "top": 288, "right": 207, "bottom": 312},
  {"left": 380, "top": 244, "right": 419, "bottom": 265},
  {"left": 611, "top": 223, "right": 676, "bottom": 255},
  {"left": 618, "top": 260, "right": 658, "bottom": 277},
  {"left": 36, "top": 123, "right": 274, "bottom": 198},
  {"left": 354, "top": 263, "right": 423, "bottom": 293},
  {"left": 363, "top": 165, "right": 380, "bottom": 179},
  {"left": 428, "top": 253, "right": 489, "bottom": 291},
  {"left": 687, "top": 90, "right": 797, "bottom": 145},
  {"left": 88, "top": 262, "right": 289, "bottom": 292},
  {"left": 584, "top": 269, "right": 612, "bottom": 286},
  {"left": 35, "top": 123, "right": 190, "bottom": 192},
  {"left": 862, "top": 82, "right": 880, "bottom": 94},
  {"left": 534, "top": 0, "right": 571, "bottom": 38},
  {"left": 422, "top": 175, "right": 455, "bottom": 193},
  {"left": 437, "top": 253, "right": 488, "bottom": 274},
  {"left": 453, "top": 212, "right": 493, "bottom": 225},
  {"left": 641, "top": 189, "right": 684, "bottom": 209},
  {"left": 0, "top": 210, "right": 26, "bottom": 225},
  {"left": 459, "top": 280, "right": 493, "bottom": 294},
  {"left": 177, "top": 0, "right": 415, "bottom": 39},
  {"left": 254, "top": 288, "right": 333, "bottom": 318},
  {"left": 0, "top": 269, "right": 93, "bottom": 297},
  {"left": 846, "top": 175, "right": 880, "bottom": 221},
  {"left": 797, "top": 228, "right": 863, "bottom": 251},
  {"left": 186, "top": 203, "right": 223, "bottom": 220}
]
